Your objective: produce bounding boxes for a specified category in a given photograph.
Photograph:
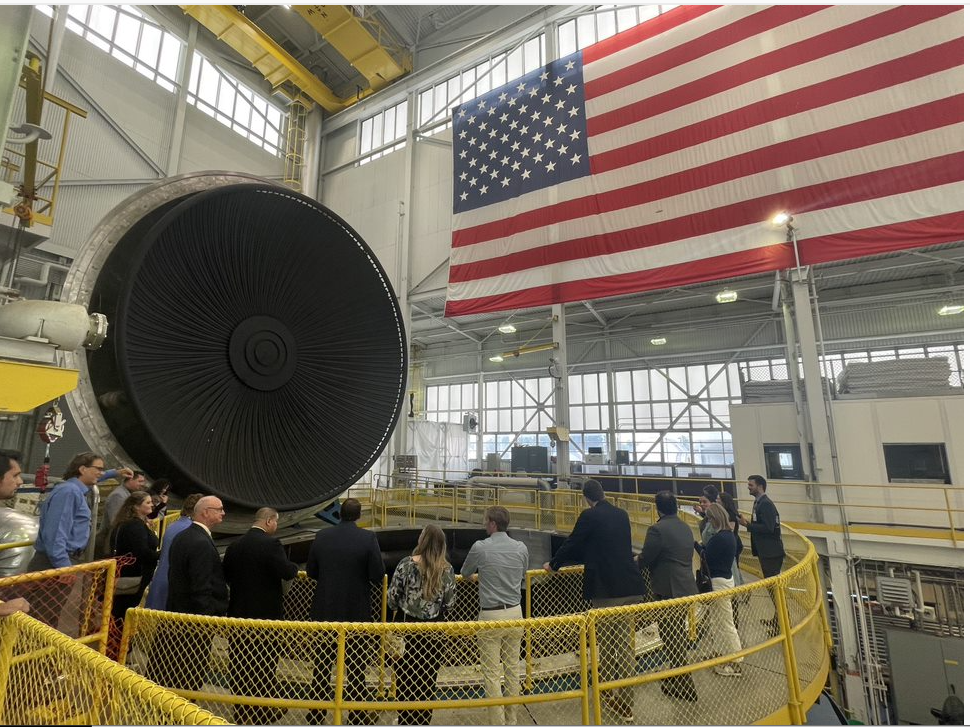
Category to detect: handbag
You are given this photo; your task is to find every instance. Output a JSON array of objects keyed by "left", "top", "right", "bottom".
[
  {"left": 111, "top": 524, "right": 142, "bottom": 596},
  {"left": 695, "top": 553, "right": 713, "bottom": 594},
  {"left": 114, "top": 575, "right": 142, "bottom": 595}
]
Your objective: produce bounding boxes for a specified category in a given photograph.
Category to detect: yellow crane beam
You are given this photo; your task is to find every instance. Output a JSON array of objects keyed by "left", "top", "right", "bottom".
[
  {"left": 180, "top": 5, "right": 370, "bottom": 112},
  {"left": 293, "top": 6, "right": 411, "bottom": 92}
]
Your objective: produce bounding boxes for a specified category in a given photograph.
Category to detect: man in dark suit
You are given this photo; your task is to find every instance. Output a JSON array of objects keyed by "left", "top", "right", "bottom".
[
  {"left": 638, "top": 490, "right": 699, "bottom": 702},
  {"left": 223, "top": 507, "right": 299, "bottom": 724},
  {"left": 738, "top": 474, "right": 786, "bottom": 635},
  {"left": 737, "top": 474, "right": 785, "bottom": 577},
  {"left": 544, "top": 480, "right": 644, "bottom": 723},
  {"left": 305, "top": 498, "right": 384, "bottom": 726},
  {"left": 149, "top": 496, "right": 228, "bottom": 693}
]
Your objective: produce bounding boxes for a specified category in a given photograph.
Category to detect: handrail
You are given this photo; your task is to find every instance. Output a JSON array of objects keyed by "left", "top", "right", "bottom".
[{"left": 117, "top": 487, "right": 830, "bottom": 725}]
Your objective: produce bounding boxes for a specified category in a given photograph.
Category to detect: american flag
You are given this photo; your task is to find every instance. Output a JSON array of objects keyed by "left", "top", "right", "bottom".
[{"left": 445, "top": 5, "right": 963, "bottom": 317}]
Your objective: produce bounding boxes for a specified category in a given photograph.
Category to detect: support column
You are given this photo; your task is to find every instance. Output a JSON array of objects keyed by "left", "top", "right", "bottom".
[
  {"left": 391, "top": 91, "right": 417, "bottom": 471},
  {"left": 551, "top": 304, "right": 569, "bottom": 484},
  {"left": 302, "top": 106, "right": 324, "bottom": 199},
  {"left": 165, "top": 22, "right": 197, "bottom": 175},
  {"left": 825, "top": 545, "right": 870, "bottom": 723}
]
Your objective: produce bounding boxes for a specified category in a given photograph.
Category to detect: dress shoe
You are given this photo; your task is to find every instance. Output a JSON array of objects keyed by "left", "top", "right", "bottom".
[
  {"left": 600, "top": 693, "right": 634, "bottom": 724},
  {"left": 660, "top": 679, "right": 698, "bottom": 703}
]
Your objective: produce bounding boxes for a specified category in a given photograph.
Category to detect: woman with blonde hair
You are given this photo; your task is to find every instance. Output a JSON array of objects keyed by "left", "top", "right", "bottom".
[
  {"left": 387, "top": 524, "right": 456, "bottom": 725},
  {"left": 110, "top": 490, "right": 159, "bottom": 618},
  {"left": 695, "top": 502, "right": 744, "bottom": 677}
]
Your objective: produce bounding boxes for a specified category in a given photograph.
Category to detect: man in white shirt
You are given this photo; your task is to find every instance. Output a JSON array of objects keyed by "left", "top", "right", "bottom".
[{"left": 461, "top": 506, "right": 529, "bottom": 726}]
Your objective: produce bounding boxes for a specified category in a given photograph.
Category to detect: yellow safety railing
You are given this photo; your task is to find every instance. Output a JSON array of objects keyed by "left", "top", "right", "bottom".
[
  {"left": 0, "top": 610, "right": 227, "bottom": 725},
  {"left": 0, "top": 559, "right": 117, "bottom": 654},
  {"left": 118, "top": 488, "right": 830, "bottom": 725},
  {"left": 377, "top": 472, "right": 964, "bottom": 546}
]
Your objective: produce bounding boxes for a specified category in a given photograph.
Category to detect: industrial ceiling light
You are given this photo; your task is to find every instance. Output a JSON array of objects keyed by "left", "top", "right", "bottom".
[
  {"left": 771, "top": 212, "right": 793, "bottom": 226},
  {"left": 937, "top": 304, "right": 964, "bottom": 316},
  {"left": 497, "top": 323, "right": 517, "bottom": 334},
  {"left": 489, "top": 354, "right": 505, "bottom": 363},
  {"left": 650, "top": 337, "right": 667, "bottom": 346},
  {"left": 715, "top": 289, "right": 738, "bottom": 304}
]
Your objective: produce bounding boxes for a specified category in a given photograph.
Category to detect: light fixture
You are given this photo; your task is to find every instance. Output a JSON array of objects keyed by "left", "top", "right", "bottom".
[
  {"left": 771, "top": 212, "right": 793, "bottom": 226},
  {"left": 937, "top": 304, "right": 964, "bottom": 316},
  {"left": 497, "top": 323, "right": 517, "bottom": 334},
  {"left": 715, "top": 289, "right": 738, "bottom": 304},
  {"left": 489, "top": 354, "right": 505, "bottom": 363},
  {"left": 650, "top": 337, "right": 667, "bottom": 346}
]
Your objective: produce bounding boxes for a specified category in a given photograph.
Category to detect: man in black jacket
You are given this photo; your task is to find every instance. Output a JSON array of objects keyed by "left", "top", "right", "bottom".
[
  {"left": 223, "top": 508, "right": 299, "bottom": 724},
  {"left": 638, "top": 490, "right": 699, "bottom": 702},
  {"left": 305, "top": 498, "right": 384, "bottom": 726},
  {"left": 737, "top": 475, "right": 786, "bottom": 577},
  {"left": 543, "top": 480, "right": 644, "bottom": 723},
  {"left": 738, "top": 474, "right": 786, "bottom": 635},
  {"left": 151, "top": 495, "right": 228, "bottom": 693}
]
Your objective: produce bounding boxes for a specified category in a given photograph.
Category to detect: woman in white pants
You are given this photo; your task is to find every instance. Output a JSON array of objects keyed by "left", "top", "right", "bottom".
[{"left": 695, "top": 503, "right": 744, "bottom": 677}]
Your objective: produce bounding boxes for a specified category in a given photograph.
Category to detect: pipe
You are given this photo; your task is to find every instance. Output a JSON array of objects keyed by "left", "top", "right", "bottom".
[
  {"left": 0, "top": 299, "right": 107, "bottom": 350},
  {"left": 13, "top": 261, "right": 70, "bottom": 289},
  {"left": 42, "top": 5, "right": 68, "bottom": 97}
]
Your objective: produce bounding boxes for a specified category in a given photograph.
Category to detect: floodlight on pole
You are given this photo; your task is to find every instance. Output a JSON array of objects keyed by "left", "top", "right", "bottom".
[
  {"left": 489, "top": 354, "right": 505, "bottom": 363},
  {"left": 771, "top": 211, "right": 803, "bottom": 281}
]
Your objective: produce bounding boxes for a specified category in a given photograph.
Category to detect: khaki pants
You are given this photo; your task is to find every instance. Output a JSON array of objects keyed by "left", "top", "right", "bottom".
[
  {"left": 710, "top": 577, "right": 742, "bottom": 662},
  {"left": 477, "top": 605, "right": 523, "bottom": 726}
]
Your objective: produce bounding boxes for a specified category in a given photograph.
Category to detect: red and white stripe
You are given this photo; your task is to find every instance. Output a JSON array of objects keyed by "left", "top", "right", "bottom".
[{"left": 445, "top": 5, "right": 963, "bottom": 317}]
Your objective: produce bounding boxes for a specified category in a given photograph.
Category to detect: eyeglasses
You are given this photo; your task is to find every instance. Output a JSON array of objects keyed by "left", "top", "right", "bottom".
[
  {"left": 86, "top": 465, "right": 105, "bottom": 472},
  {"left": 206, "top": 506, "right": 225, "bottom": 513}
]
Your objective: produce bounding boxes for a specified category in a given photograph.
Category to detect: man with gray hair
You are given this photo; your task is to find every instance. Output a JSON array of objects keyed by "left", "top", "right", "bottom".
[
  {"left": 462, "top": 506, "right": 529, "bottom": 726},
  {"left": 223, "top": 507, "right": 298, "bottom": 724}
]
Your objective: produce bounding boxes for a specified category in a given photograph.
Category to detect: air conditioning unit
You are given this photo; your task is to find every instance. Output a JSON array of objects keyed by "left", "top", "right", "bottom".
[{"left": 462, "top": 412, "right": 478, "bottom": 432}]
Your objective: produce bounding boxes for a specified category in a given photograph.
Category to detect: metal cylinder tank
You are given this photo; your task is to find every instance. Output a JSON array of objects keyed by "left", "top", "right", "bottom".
[{"left": 61, "top": 171, "right": 407, "bottom": 531}]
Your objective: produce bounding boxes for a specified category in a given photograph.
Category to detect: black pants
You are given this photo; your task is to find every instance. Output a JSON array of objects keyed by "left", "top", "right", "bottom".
[
  {"left": 397, "top": 629, "right": 445, "bottom": 726},
  {"left": 308, "top": 633, "right": 375, "bottom": 725},
  {"left": 229, "top": 632, "right": 286, "bottom": 725},
  {"left": 759, "top": 555, "right": 785, "bottom": 578},
  {"left": 146, "top": 622, "right": 212, "bottom": 695},
  {"left": 654, "top": 599, "right": 696, "bottom": 700}
]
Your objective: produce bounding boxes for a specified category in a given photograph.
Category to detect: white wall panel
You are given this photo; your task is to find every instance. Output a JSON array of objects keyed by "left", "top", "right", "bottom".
[
  {"left": 320, "top": 151, "right": 405, "bottom": 286},
  {"left": 178, "top": 108, "right": 281, "bottom": 177},
  {"left": 411, "top": 137, "right": 453, "bottom": 287},
  {"left": 37, "top": 184, "right": 145, "bottom": 258}
]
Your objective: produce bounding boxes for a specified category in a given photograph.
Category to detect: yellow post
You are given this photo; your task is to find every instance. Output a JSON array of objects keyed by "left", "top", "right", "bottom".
[
  {"left": 333, "top": 628, "right": 346, "bottom": 726},
  {"left": 942, "top": 488, "right": 957, "bottom": 547},
  {"left": 578, "top": 621, "right": 590, "bottom": 725},
  {"left": 811, "top": 558, "right": 833, "bottom": 651},
  {"left": 588, "top": 612, "right": 602, "bottom": 726},
  {"left": 775, "top": 578, "right": 805, "bottom": 725},
  {"left": 0, "top": 615, "right": 18, "bottom": 722},
  {"left": 523, "top": 571, "right": 533, "bottom": 691},
  {"left": 98, "top": 560, "right": 117, "bottom": 655}
]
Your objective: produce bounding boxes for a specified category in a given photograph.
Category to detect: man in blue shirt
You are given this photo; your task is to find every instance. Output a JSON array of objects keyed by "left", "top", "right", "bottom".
[
  {"left": 27, "top": 451, "right": 131, "bottom": 631},
  {"left": 29, "top": 452, "right": 132, "bottom": 571},
  {"left": 462, "top": 506, "right": 529, "bottom": 726}
]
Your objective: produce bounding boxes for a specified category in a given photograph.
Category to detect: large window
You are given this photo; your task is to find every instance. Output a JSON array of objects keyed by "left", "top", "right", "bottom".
[
  {"left": 417, "top": 35, "right": 545, "bottom": 129},
  {"left": 37, "top": 5, "right": 182, "bottom": 91},
  {"left": 360, "top": 100, "right": 408, "bottom": 163},
  {"left": 187, "top": 52, "right": 285, "bottom": 155},
  {"left": 36, "top": 5, "right": 284, "bottom": 156},
  {"left": 557, "top": 4, "right": 680, "bottom": 57}
]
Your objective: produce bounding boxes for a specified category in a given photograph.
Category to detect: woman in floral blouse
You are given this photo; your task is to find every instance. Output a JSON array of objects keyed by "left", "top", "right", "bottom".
[{"left": 387, "top": 524, "right": 456, "bottom": 725}]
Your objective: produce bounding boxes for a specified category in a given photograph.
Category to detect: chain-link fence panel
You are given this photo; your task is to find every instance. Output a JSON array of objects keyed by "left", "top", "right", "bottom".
[
  {"left": 282, "top": 574, "right": 387, "bottom": 624},
  {"left": 0, "top": 559, "right": 115, "bottom": 649},
  {"left": 0, "top": 611, "right": 227, "bottom": 725},
  {"left": 527, "top": 566, "right": 590, "bottom": 620}
]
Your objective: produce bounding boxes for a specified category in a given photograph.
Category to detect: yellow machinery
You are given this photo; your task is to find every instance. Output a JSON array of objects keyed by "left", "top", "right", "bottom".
[{"left": 179, "top": 5, "right": 411, "bottom": 113}]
